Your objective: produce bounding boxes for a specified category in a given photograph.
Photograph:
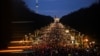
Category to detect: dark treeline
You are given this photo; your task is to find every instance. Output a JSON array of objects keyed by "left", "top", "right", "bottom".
[
  {"left": 10, "top": 0, "right": 54, "bottom": 28},
  {"left": 60, "top": 3, "right": 100, "bottom": 43},
  {"left": 0, "top": 0, "right": 53, "bottom": 49}
]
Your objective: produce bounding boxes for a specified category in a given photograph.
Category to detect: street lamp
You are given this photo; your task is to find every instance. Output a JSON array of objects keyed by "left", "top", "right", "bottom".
[
  {"left": 71, "top": 35, "right": 76, "bottom": 48},
  {"left": 84, "top": 38, "right": 88, "bottom": 42},
  {"left": 92, "top": 41, "right": 95, "bottom": 44},
  {"left": 36, "top": 0, "right": 39, "bottom": 13},
  {"left": 91, "top": 41, "right": 95, "bottom": 47},
  {"left": 65, "top": 30, "right": 69, "bottom": 33},
  {"left": 84, "top": 38, "right": 89, "bottom": 48}
]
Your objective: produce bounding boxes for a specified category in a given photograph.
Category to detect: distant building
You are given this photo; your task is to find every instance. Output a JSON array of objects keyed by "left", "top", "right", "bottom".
[{"left": 54, "top": 18, "right": 60, "bottom": 23}]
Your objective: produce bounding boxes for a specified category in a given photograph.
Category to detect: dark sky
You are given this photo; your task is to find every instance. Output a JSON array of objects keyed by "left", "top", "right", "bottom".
[{"left": 23, "top": 0, "right": 96, "bottom": 18}]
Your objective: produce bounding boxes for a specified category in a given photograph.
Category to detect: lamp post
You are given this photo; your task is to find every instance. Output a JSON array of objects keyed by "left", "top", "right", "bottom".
[
  {"left": 84, "top": 38, "right": 89, "bottom": 48},
  {"left": 65, "top": 30, "right": 69, "bottom": 33},
  {"left": 71, "top": 35, "right": 75, "bottom": 48},
  {"left": 36, "top": 0, "right": 39, "bottom": 13}
]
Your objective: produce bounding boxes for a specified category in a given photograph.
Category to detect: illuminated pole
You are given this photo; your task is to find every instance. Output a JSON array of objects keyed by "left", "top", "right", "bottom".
[
  {"left": 36, "top": 0, "right": 39, "bottom": 13},
  {"left": 84, "top": 38, "right": 89, "bottom": 48}
]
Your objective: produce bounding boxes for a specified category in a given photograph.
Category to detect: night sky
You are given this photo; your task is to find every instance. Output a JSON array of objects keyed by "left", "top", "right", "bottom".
[{"left": 23, "top": 0, "right": 96, "bottom": 18}]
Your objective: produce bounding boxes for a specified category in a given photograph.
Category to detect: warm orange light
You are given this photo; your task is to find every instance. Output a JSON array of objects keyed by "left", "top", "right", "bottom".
[
  {"left": 65, "top": 30, "right": 69, "bottom": 33},
  {"left": 8, "top": 46, "right": 32, "bottom": 49},
  {"left": 84, "top": 38, "right": 88, "bottom": 42},
  {"left": 0, "top": 49, "right": 23, "bottom": 53}
]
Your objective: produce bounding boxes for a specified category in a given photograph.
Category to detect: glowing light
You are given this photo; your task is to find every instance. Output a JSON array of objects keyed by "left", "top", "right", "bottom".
[
  {"left": 92, "top": 41, "right": 95, "bottom": 44},
  {"left": 65, "top": 30, "right": 69, "bottom": 33},
  {"left": 71, "top": 36, "right": 75, "bottom": 40},
  {"left": 84, "top": 39, "right": 88, "bottom": 42},
  {"left": 72, "top": 41, "right": 74, "bottom": 44},
  {"left": 8, "top": 46, "right": 32, "bottom": 49},
  {"left": 75, "top": 42, "right": 79, "bottom": 46},
  {"left": 0, "top": 49, "right": 23, "bottom": 53}
]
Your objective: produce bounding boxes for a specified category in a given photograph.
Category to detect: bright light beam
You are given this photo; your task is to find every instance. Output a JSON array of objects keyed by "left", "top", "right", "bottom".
[
  {"left": 0, "top": 50, "right": 23, "bottom": 53},
  {"left": 8, "top": 46, "right": 32, "bottom": 49}
]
